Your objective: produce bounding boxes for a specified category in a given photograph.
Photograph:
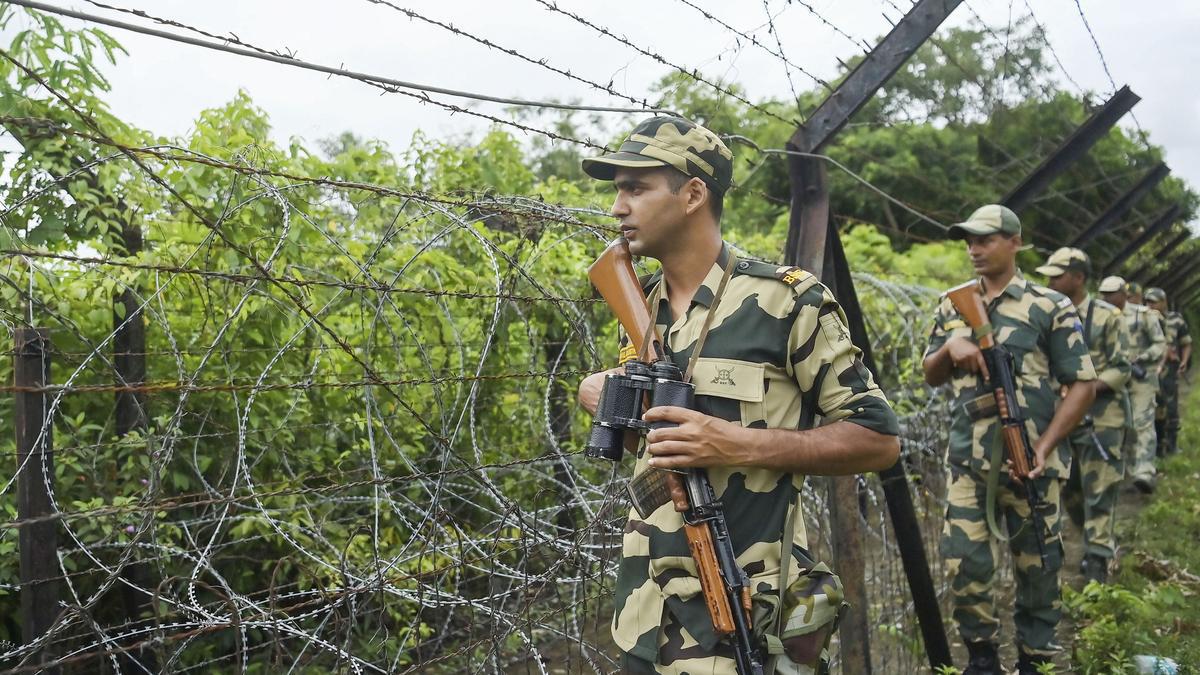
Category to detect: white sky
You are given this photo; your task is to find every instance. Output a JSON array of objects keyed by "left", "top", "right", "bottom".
[{"left": 3, "top": 0, "right": 1198, "bottom": 228}]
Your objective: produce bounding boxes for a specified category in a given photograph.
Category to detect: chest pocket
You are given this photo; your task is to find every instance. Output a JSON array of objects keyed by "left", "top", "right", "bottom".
[
  {"left": 1000, "top": 329, "right": 1042, "bottom": 378},
  {"left": 690, "top": 358, "right": 766, "bottom": 427}
]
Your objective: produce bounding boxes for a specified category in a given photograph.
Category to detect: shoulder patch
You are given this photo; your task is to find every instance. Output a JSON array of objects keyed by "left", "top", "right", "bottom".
[
  {"left": 1026, "top": 282, "right": 1053, "bottom": 299},
  {"left": 1057, "top": 296, "right": 1075, "bottom": 310}
]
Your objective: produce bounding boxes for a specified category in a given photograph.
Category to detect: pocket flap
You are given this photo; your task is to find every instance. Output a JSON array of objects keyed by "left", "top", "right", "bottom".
[{"left": 691, "top": 358, "right": 765, "bottom": 402}]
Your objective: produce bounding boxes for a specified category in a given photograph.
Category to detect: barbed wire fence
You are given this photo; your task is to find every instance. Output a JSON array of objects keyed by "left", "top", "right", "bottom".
[{"left": 0, "top": 0, "right": 1158, "bottom": 672}]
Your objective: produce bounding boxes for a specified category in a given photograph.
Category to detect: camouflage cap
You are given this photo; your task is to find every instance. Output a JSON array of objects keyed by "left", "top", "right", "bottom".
[
  {"left": 581, "top": 116, "right": 733, "bottom": 194},
  {"left": 1145, "top": 287, "right": 1167, "bottom": 303},
  {"left": 1098, "top": 275, "right": 1126, "bottom": 293},
  {"left": 1035, "top": 247, "right": 1091, "bottom": 278},
  {"left": 948, "top": 204, "right": 1022, "bottom": 240},
  {"left": 1126, "top": 281, "right": 1144, "bottom": 296}
]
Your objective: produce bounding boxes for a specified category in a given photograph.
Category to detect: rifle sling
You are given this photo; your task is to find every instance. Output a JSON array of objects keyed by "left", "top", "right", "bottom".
[
  {"left": 640, "top": 253, "right": 737, "bottom": 382},
  {"left": 1083, "top": 298, "right": 1096, "bottom": 349},
  {"left": 984, "top": 432, "right": 1010, "bottom": 544}
]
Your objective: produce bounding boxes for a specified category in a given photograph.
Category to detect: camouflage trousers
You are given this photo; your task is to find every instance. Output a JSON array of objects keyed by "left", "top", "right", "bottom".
[
  {"left": 619, "top": 610, "right": 822, "bottom": 675},
  {"left": 1125, "top": 379, "right": 1159, "bottom": 482},
  {"left": 1156, "top": 365, "right": 1180, "bottom": 455},
  {"left": 1063, "top": 427, "right": 1125, "bottom": 559},
  {"left": 942, "top": 465, "right": 1064, "bottom": 656}
]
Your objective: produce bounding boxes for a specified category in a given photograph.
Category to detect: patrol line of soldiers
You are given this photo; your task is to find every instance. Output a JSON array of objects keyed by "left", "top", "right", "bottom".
[
  {"left": 576, "top": 114, "right": 1190, "bottom": 675},
  {"left": 923, "top": 205, "right": 1192, "bottom": 675}
]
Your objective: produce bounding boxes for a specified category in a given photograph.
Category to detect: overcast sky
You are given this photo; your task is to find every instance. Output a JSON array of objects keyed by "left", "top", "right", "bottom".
[{"left": 3, "top": 0, "right": 1198, "bottom": 228}]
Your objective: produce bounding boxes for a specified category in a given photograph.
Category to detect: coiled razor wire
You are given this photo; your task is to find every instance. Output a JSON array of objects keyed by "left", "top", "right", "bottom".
[{"left": 0, "top": 74, "right": 966, "bottom": 675}]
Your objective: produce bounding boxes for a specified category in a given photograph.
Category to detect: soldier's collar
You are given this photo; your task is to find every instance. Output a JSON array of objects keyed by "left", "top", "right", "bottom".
[
  {"left": 690, "top": 242, "right": 733, "bottom": 308},
  {"left": 981, "top": 273, "right": 1027, "bottom": 301}
]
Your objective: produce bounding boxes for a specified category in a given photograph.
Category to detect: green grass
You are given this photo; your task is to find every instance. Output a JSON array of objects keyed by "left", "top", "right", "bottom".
[{"left": 1065, "top": 383, "right": 1200, "bottom": 673}]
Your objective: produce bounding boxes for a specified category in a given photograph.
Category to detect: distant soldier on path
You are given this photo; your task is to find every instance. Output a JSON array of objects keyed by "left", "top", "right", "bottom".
[
  {"left": 1099, "top": 276, "right": 1166, "bottom": 494},
  {"left": 1145, "top": 287, "right": 1191, "bottom": 457},
  {"left": 923, "top": 206, "right": 1096, "bottom": 675},
  {"left": 1037, "top": 249, "right": 1130, "bottom": 584}
]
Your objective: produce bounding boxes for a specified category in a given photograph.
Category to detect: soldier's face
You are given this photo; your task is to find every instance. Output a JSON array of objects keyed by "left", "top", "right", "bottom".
[
  {"left": 964, "top": 233, "right": 1019, "bottom": 277},
  {"left": 1046, "top": 270, "right": 1083, "bottom": 296},
  {"left": 611, "top": 167, "right": 689, "bottom": 258},
  {"left": 1148, "top": 299, "right": 1166, "bottom": 313},
  {"left": 1102, "top": 290, "right": 1126, "bottom": 309}
]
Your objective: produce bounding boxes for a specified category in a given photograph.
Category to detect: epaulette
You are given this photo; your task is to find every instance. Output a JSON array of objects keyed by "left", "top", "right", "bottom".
[
  {"left": 1030, "top": 283, "right": 1072, "bottom": 310},
  {"left": 737, "top": 259, "right": 820, "bottom": 295}
]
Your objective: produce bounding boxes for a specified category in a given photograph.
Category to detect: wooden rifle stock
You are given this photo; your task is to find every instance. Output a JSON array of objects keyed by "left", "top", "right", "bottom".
[
  {"left": 587, "top": 238, "right": 660, "bottom": 362},
  {"left": 945, "top": 280, "right": 995, "bottom": 350}
]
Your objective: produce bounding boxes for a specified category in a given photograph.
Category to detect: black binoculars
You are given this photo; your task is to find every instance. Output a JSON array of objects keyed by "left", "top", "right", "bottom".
[{"left": 585, "top": 360, "right": 695, "bottom": 461}]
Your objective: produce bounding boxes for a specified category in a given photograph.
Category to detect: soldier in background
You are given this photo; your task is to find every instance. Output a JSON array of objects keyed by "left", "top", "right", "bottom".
[
  {"left": 923, "top": 206, "right": 1095, "bottom": 675},
  {"left": 1036, "top": 249, "right": 1130, "bottom": 584},
  {"left": 576, "top": 116, "right": 900, "bottom": 674},
  {"left": 1146, "top": 287, "right": 1191, "bottom": 456},
  {"left": 1126, "top": 281, "right": 1146, "bottom": 307},
  {"left": 1099, "top": 276, "right": 1166, "bottom": 494}
]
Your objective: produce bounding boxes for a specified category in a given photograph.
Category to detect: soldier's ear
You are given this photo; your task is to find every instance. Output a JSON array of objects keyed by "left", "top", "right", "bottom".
[{"left": 683, "top": 178, "right": 709, "bottom": 217}]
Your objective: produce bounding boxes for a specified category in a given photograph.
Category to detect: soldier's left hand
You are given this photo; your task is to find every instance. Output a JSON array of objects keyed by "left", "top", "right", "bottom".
[
  {"left": 1024, "top": 441, "right": 1052, "bottom": 481},
  {"left": 643, "top": 406, "right": 745, "bottom": 469}
]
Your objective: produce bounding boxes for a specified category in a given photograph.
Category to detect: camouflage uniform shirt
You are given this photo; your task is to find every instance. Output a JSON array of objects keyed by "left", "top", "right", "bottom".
[
  {"left": 612, "top": 243, "right": 899, "bottom": 661},
  {"left": 1163, "top": 311, "right": 1192, "bottom": 358},
  {"left": 1073, "top": 295, "right": 1130, "bottom": 430},
  {"left": 924, "top": 274, "right": 1096, "bottom": 477},
  {"left": 1123, "top": 303, "right": 1166, "bottom": 383}
]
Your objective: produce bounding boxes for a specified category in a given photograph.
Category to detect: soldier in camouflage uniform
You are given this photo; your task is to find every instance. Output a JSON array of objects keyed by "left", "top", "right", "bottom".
[
  {"left": 924, "top": 207, "right": 1097, "bottom": 675},
  {"left": 1099, "top": 276, "right": 1166, "bottom": 493},
  {"left": 1146, "top": 287, "right": 1191, "bottom": 456},
  {"left": 577, "top": 116, "right": 901, "bottom": 674},
  {"left": 1036, "top": 249, "right": 1130, "bottom": 584}
]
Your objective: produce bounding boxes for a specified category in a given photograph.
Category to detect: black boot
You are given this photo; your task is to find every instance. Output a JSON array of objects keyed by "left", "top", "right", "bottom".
[
  {"left": 964, "top": 641, "right": 999, "bottom": 675},
  {"left": 1016, "top": 651, "right": 1055, "bottom": 674},
  {"left": 1081, "top": 554, "right": 1109, "bottom": 584}
]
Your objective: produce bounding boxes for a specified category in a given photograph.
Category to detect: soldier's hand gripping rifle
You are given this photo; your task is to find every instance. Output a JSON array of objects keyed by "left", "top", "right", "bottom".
[
  {"left": 586, "top": 238, "right": 764, "bottom": 675},
  {"left": 946, "top": 280, "right": 1052, "bottom": 567}
]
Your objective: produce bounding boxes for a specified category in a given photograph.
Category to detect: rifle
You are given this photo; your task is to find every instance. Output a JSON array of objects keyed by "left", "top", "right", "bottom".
[
  {"left": 587, "top": 238, "right": 764, "bottom": 675},
  {"left": 945, "top": 280, "right": 1051, "bottom": 567}
]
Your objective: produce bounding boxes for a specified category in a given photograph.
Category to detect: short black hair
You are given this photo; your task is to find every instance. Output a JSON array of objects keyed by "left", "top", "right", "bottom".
[{"left": 659, "top": 166, "right": 724, "bottom": 221}]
